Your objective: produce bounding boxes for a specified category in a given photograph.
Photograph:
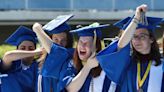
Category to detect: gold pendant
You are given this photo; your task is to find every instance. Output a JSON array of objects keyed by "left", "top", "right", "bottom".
[{"left": 138, "top": 88, "right": 144, "bottom": 92}]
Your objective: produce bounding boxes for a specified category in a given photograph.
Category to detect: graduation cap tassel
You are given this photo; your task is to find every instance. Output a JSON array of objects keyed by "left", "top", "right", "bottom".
[
  {"left": 91, "top": 30, "right": 97, "bottom": 56},
  {"left": 145, "top": 16, "right": 148, "bottom": 26},
  {"left": 140, "top": 12, "right": 145, "bottom": 25},
  {"left": 90, "top": 22, "right": 99, "bottom": 54},
  {"left": 37, "top": 75, "right": 42, "bottom": 92},
  {"left": 140, "top": 11, "right": 148, "bottom": 26}
]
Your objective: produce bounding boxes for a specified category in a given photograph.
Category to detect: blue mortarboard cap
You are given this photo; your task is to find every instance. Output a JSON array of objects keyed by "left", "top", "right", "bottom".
[
  {"left": 70, "top": 23, "right": 109, "bottom": 39},
  {"left": 137, "top": 17, "right": 163, "bottom": 31},
  {"left": 43, "top": 14, "right": 74, "bottom": 34},
  {"left": 115, "top": 16, "right": 163, "bottom": 31},
  {"left": 162, "top": 18, "right": 164, "bottom": 22},
  {"left": 5, "top": 26, "right": 37, "bottom": 46},
  {"left": 113, "top": 17, "right": 131, "bottom": 29}
]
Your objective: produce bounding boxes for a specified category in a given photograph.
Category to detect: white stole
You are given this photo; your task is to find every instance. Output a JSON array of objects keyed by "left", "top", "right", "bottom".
[
  {"left": 136, "top": 61, "right": 163, "bottom": 92},
  {"left": 108, "top": 81, "right": 117, "bottom": 92},
  {"left": 89, "top": 71, "right": 117, "bottom": 92},
  {"left": 147, "top": 62, "right": 163, "bottom": 92},
  {"left": 89, "top": 71, "right": 106, "bottom": 92}
]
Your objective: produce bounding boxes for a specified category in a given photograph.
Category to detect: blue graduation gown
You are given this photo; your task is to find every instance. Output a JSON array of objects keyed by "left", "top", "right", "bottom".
[
  {"left": 0, "top": 61, "right": 38, "bottom": 92},
  {"left": 57, "top": 60, "right": 116, "bottom": 92},
  {"left": 67, "top": 48, "right": 74, "bottom": 58},
  {"left": 0, "top": 60, "right": 23, "bottom": 74},
  {"left": 40, "top": 77, "right": 58, "bottom": 92},
  {"left": 57, "top": 60, "right": 76, "bottom": 91},
  {"left": 40, "top": 43, "right": 74, "bottom": 92},
  {"left": 119, "top": 60, "right": 164, "bottom": 92},
  {"left": 57, "top": 40, "right": 131, "bottom": 92},
  {"left": 41, "top": 43, "right": 72, "bottom": 79},
  {"left": 96, "top": 40, "right": 131, "bottom": 85}
]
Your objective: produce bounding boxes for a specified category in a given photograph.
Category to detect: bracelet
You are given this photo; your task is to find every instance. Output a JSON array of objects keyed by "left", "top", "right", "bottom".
[
  {"left": 132, "top": 18, "right": 139, "bottom": 24},
  {"left": 133, "top": 17, "right": 139, "bottom": 22}
]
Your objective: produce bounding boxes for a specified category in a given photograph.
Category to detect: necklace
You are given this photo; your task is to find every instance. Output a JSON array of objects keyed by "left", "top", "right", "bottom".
[
  {"left": 91, "top": 78, "right": 94, "bottom": 92},
  {"left": 137, "top": 61, "right": 152, "bottom": 92}
]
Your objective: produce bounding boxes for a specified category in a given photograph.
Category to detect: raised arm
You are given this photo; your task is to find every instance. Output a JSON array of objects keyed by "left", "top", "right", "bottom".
[
  {"left": 32, "top": 23, "right": 53, "bottom": 53},
  {"left": 118, "top": 4, "right": 148, "bottom": 49},
  {"left": 2, "top": 48, "right": 42, "bottom": 67}
]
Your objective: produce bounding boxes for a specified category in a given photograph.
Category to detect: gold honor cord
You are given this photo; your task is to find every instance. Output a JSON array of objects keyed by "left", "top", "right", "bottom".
[
  {"left": 91, "top": 22, "right": 98, "bottom": 54},
  {"left": 137, "top": 61, "right": 152, "bottom": 91}
]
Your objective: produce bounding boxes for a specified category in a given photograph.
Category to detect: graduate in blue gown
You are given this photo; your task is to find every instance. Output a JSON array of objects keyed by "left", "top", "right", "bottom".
[
  {"left": 57, "top": 22, "right": 131, "bottom": 92},
  {"left": 115, "top": 4, "right": 164, "bottom": 92},
  {"left": 0, "top": 26, "right": 41, "bottom": 92},
  {"left": 32, "top": 14, "right": 74, "bottom": 92}
]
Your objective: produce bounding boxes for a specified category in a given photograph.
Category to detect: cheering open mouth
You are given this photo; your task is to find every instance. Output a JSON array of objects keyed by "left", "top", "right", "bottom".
[{"left": 80, "top": 50, "right": 87, "bottom": 55}]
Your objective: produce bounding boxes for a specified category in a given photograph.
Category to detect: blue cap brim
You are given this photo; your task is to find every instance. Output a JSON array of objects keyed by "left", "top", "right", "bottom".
[
  {"left": 114, "top": 16, "right": 163, "bottom": 32},
  {"left": 70, "top": 24, "right": 109, "bottom": 38}
]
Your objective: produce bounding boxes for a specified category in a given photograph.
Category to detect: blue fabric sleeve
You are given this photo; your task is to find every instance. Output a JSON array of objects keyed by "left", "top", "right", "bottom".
[
  {"left": 161, "top": 57, "right": 164, "bottom": 72},
  {"left": 1, "top": 74, "right": 22, "bottom": 92},
  {"left": 0, "top": 59, "right": 21, "bottom": 74},
  {"left": 67, "top": 48, "right": 75, "bottom": 58},
  {"left": 1, "top": 62, "right": 38, "bottom": 92},
  {"left": 41, "top": 43, "right": 70, "bottom": 79},
  {"left": 57, "top": 60, "right": 77, "bottom": 92},
  {"left": 96, "top": 40, "right": 130, "bottom": 85}
]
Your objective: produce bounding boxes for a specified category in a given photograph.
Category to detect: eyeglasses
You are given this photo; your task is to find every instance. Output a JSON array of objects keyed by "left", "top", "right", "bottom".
[{"left": 132, "top": 33, "right": 150, "bottom": 41}]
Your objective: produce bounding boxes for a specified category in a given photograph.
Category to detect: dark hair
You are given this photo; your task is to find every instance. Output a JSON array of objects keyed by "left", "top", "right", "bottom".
[
  {"left": 17, "top": 40, "right": 37, "bottom": 49},
  {"left": 73, "top": 37, "right": 102, "bottom": 77},
  {"left": 65, "top": 31, "right": 74, "bottom": 48},
  {"left": 132, "top": 30, "right": 161, "bottom": 66}
]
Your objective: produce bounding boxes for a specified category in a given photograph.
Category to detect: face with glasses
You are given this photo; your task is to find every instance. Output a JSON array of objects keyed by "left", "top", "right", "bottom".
[{"left": 131, "top": 28, "right": 153, "bottom": 54}]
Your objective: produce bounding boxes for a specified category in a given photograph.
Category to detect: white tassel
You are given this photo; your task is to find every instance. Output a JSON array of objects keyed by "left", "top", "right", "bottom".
[{"left": 38, "top": 74, "right": 42, "bottom": 92}]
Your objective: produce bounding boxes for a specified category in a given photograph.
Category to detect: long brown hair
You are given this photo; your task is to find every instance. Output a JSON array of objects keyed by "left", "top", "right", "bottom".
[
  {"left": 132, "top": 30, "right": 162, "bottom": 66},
  {"left": 162, "top": 32, "right": 164, "bottom": 57},
  {"left": 73, "top": 37, "right": 102, "bottom": 77}
]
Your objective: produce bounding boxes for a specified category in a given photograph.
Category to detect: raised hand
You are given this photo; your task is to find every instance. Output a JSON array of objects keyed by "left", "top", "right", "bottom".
[
  {"left": 86, "top": 30, "right": 99, "bottom": 69},
  {"left": 32, "top": 22, "right": 53, "bottom": 53},
  {"left": 34, "top": 47, "right": 45, "bottom": 56},
  {"left": 135, "top": 4, "right": 148, "bottom": 20},
  {"left": 32, "top": 22, "right": 43, "bottom": 33},
  {"left": 86, "top": 51, "right": 99, "bottom": 69}
]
